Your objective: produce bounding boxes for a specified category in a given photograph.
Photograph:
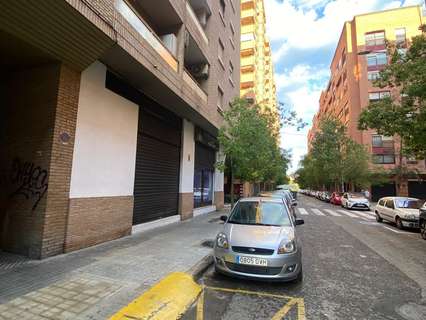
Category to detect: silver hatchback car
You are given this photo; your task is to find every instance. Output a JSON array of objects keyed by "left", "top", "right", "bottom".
[{"left": 214, "top": 197, "right": 304, "bottom": 281}]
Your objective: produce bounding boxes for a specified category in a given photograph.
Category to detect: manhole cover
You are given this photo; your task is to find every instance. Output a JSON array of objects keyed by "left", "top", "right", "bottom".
[
  {"left": 201, "top": 240, "right": 215, "bottom": 248},
  {"left": 0, "top": 251, "right": 31, "bottom": 274}
]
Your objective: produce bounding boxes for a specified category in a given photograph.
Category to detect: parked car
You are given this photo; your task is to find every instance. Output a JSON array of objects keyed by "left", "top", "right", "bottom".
[
  {"left": 330, "top": 192, "right": 343, "bottom": 205},
  {"left": 258, "top": 191, "right": 297, "bottom": 221},
  {"left": 375, "top": 197, "right": 422, "bottom": 229},
  {"left": 420, "top": 202, "right": 426, "bottom": 239},
  {"left": 214, "top": 197, "right": 304, "bottom": 282},
  {"left": 322, "top": 192, "right": 332, "bottom": 202},
  {"left": 341, "top": 193, "right": 370, "bottom": 210}
]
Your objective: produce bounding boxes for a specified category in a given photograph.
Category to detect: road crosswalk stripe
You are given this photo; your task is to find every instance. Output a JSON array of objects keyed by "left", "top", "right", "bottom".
[
  {"left": 324, "top": 209, "right": 341, "bottom": 217},
  {"left": 337, "top": 210, "right": 359, "bottom": 218},
  {"left": 312, "top": 209, "right": 325, "bottom": 216},
  {"left": 298, "top": 208, "right": 309, "bottom": 215},
  {"left": 356, "top": 212, "right": 376, "bottom": 220}
]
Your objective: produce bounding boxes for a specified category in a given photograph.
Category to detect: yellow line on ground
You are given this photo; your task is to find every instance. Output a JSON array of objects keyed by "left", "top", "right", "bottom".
[
  {"left": 196, "top": 289, "right": 204, "bottom": 320},
  {"left": 296, "top": 298, "right": 306, "bottom": 320},
  {"left": 109, "top": 272, "right": 202, "bottom": 320},
  {"left": 206, "top": 286, "right": 294, "bottom": 300},
  {"left": 272, "top": 298, "right": 297, "bottom": 320}
]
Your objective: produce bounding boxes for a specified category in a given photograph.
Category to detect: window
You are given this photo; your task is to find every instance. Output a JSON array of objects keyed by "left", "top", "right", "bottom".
[
  {"left": 218, "top": 39, "right": 224, "bottom": 66},
  {"left": 217, "top": 86, "right": 224, "bottom": 109},
  {"left": 395, "top": 28, "right": 406, "bottom": 46},
  {"left": 367, "top": 52, "right": 387, "bottom": 67},
  {"left": 373, "top": 155, "right": 395, "bottom": 164},
  {"left": 369, "top": 91, "right": 390, "bottom": 102},
  {"left": 368, "top": 71, "right": 380, "bottom": 81},
  {"left": 372, "top": 135, "right": 383, "bottom": 147},
  {"left": 378, "top": 199, "right": 385, "bottom": 206},
  {"left": 365, "top": 31, "right": 385, "bottom": 47},
  {"left": 219, "top": 0, "right": 225, "bottom": 16},
  {"left": 241, "top": 33, "right": 255, "bottom": 42},
  {"left": 385, "top": 200, "right": 395, "bottom": 209}
]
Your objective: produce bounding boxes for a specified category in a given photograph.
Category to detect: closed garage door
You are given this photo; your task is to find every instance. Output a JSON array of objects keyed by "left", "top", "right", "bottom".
[
  {"left": 408, "top": 181, "right": 426, "bottom": 200},
  {"left": 371, "top": 183, "right": 396, "bottom": 202},
  {"left": 133, "top": 103, "right": 181, "bottom": 225}
]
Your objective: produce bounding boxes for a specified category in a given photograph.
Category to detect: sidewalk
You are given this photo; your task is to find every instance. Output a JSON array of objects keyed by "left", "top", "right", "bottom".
[{"left": 0, "top": 210, "right": 227, "bottom": 320}]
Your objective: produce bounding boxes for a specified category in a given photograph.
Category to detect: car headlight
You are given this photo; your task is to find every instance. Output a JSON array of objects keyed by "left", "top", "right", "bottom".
[
  {"left": 216, "top": 233, "right": 229, "bottom": 249},
  {"left": 406, "top": 214, "right": 417, "bottom": 220},
  {"left": 278, "top": 239, "right": 296, "bottom": 254}
]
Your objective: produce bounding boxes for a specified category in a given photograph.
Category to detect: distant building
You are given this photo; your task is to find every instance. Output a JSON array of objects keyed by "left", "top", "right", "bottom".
[
  {"left": 308, "top": 5, "right": 426, "bottom": 201},
  {"left": 240, "top": 0, "right": 280, "bottom": 137}
]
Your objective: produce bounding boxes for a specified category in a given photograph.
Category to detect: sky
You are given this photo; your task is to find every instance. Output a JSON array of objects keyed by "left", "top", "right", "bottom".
[{"left": 263, "top": 0, "right": 425, "bottom": 172}]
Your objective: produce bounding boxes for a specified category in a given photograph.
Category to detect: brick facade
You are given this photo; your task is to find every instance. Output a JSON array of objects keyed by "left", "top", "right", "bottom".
[
  {"left": 0, "top": 64, "right": 80, "bottom": 259},
  {"left": 65, "top": 196, "right": 133, "bottom": 252}
]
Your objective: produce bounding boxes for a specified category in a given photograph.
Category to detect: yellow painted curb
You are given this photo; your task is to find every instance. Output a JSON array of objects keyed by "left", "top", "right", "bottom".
[{"left": 109, "top": 272, "right": 202, "bottom": 320}]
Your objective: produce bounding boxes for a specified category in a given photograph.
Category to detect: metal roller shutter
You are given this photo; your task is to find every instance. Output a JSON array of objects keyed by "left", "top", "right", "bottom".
[
  {"left": 408, "top": 181, "right": 426, "bottom": 200},
  {"left": 133, "top": 104, "right": 181, "bottom": 225}
]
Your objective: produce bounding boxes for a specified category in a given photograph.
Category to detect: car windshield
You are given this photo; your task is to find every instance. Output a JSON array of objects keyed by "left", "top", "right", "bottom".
[
  {"left": 228, "top": 201, "right": 291, "bottom": 227},
  {"left": 395, "top": 199, "right": 421, "bottom": 209},
  {"left": 349, "top": 193, "right": 364, "bottom": 199}
]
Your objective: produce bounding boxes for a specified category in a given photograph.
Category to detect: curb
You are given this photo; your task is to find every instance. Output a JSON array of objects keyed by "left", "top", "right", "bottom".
[{"left": 187, "top": 254, "right": 214, "bottom": 281}]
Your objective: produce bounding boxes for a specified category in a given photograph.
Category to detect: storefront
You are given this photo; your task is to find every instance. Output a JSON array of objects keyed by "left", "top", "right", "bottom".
[{"left": 194, "top": 129, "right": 217, "bottom": 208}]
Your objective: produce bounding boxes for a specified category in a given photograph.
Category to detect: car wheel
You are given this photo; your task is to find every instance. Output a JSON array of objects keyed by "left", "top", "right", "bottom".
[
  {"left": 395, "top": 217, "right": 403, "bottom": 230},
  {"left": 375, "top": 212, "right": 383, "bottom": 223},
  {"left": 420, "top": 220, "right": 426, "bottom": 240}
]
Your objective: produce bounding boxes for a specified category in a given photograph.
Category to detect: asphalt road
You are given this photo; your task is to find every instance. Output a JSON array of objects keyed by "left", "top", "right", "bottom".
[{"left": 182, "top": 194, "right": 426, "bottom": 320}]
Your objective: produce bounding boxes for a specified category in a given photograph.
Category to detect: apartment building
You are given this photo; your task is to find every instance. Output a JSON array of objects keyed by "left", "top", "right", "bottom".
[
  {"left": 240, "top": 0, "right": 279, "bottom": 134},
  {"left": 0, "top": 0, "right": 240, "bottom": 259},
  {"left": 308, "top": 5, "right": 426, "bottom": 201}
]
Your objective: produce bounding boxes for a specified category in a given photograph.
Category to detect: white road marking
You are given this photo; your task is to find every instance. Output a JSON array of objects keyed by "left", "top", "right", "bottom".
[
  {"left": 324, "top": 209, "right": 341, "bottom": 217},
  {"left": 298, "top": 208, "right": 309, "bottom": 215},
  {"left": 383, "top": 226, "right": 405, "bottom": 234},
  {"left": 356, "top": 212, "right": 376, "bottom": 220},
  {"left": 363, "top": 210, "right": 376, "bottom": 216},
  {"left": 312, "top": 209, "right": 325, "bottom": 216},
  {"left": 337, "top": 210, "right": 359, "bottom": 218}
]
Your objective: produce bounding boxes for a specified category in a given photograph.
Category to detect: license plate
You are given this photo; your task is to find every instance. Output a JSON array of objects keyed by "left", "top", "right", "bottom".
[{"left": 236, "top": 256, "right": 268, "bottom": 266}]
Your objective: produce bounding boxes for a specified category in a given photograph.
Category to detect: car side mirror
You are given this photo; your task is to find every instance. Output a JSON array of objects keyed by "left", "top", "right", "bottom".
[
  {"left": 220, "top": 215, "right": 228, "bottom": 222},
  {"left": 292, "top": 201, "right": 297, "bottom": 206},
  {"left": 295, "top": 218, "right": 304, "bottom": 226}
]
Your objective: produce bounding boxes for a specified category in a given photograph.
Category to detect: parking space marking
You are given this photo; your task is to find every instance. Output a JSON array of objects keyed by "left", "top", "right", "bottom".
[
  {"left": 324, "top": 209, "right": 341, "bottom": 217},
  {"left": 202, "top": 286, "right": 305, "bottom": 320},
  {"left": 196, "top": 289, "right": 204, "bottom": 320},
  {"left": 382, "top": 226, "right": 413, "bottom": 234},
  {"left": 312, "top": 209, "right": 325, "bottom": 216},
  {"left": 298, "top": 208, "right": 309, "bottom": 215},
  {"left": 338, "top": 210, "right": 359, "bottom": 218}
]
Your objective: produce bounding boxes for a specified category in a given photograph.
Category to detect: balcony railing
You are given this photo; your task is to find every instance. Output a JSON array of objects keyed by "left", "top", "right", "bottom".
[
  {"left": 186, "top": 2, "right": 208, "bottom": 45},
  {"left": 115, "top": 0, "right": 178, "bottom": 71},
  {"left": 183, "top": 70, "right": 207, "bottom": 103}
]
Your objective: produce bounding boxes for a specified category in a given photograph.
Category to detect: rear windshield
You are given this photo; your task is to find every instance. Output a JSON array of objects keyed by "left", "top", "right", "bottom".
[
  {"left": 228, "top": 201, "right": 291, "bottom": 227},
  {"left": 395, "top": 199, "right": 421, "bottom": 209}
]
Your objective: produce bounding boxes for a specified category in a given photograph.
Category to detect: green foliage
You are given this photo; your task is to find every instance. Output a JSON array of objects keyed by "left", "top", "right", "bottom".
[
  {"left": 358, "top": 33, "right": 426, "bottom": 159},
  {"left": 217, "top": 98, "right": 289, "bottom": 183},
  {"left": 296, "top": 117, "right": 376, "bottom": 190}
]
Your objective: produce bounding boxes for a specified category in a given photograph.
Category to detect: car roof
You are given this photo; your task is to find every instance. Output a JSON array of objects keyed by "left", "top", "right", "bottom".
[
  {"left": 239, "top": 197, "right": 284, "bottom": 204},
  {"left": 379, "top": 196, "right": 419, "bottom": 201}
]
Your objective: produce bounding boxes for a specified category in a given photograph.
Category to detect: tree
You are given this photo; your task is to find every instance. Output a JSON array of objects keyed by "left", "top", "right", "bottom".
[
  {"left": 296, "top": 117, "right": 374, "bottom": 191},
  {"left": 358, "top": 32, "right": 426, "bottom": 159},
  {"left": 217, "top": 98, "right": 289, "bottom": 206}
]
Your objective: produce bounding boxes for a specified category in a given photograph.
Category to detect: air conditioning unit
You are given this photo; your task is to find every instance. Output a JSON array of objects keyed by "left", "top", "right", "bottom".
[
  {"left": 191, "top": 64, "right": 209, "bottom": 80},
  {"left": 160, "top": 33, "right": 177, "bottom": 56}
]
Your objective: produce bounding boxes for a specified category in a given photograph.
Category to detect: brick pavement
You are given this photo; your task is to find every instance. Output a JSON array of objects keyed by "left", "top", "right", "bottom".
[{"left": 0, "top": 210, "right": 226, "bottom": 319}]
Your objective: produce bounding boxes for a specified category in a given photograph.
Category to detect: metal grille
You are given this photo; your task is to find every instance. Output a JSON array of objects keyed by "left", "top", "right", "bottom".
[
  {"left": 232, "top": 246, "right": 274, "bottom": 255},
  {"left": 0, "top": 252, "right": 30, "bottom": 274},
  {"left": 225, "top": 262, "right": 282, "bottom": 275}
]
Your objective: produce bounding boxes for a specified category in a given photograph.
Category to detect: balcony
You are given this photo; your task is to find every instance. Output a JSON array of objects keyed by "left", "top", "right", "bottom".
[
  {"left": 183, "top": 70, "right": 207, "bottom": 103},
  {"left": 186, "top": 0, "right": 211, "bottom": 45},
  {"left": 115, "top": 0, "right": 179, "bottom": 71},
  {"left": 184, "top": 31, "right": 209, "bottom": 97}
]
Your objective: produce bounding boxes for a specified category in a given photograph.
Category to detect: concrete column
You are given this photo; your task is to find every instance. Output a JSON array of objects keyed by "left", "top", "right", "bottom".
[
  {"left": 214, "top": 149, "right": 225, "bottom": 210},
  {"left": 179, "top": 119, "right": 195, "bottom": 220}
]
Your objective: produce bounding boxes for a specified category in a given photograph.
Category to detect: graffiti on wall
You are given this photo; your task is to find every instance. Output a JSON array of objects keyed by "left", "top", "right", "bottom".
[{"left": 9, "top": 158, "right": 49, "bottom": 211}]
